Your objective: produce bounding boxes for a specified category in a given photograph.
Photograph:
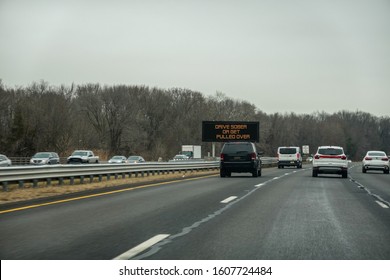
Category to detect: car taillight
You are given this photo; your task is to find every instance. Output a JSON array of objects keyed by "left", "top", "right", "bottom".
[
  {"left": 297, "top": 153, "right": 300, "bottom": 158},
  {"left": 365, "top": 157, "right": 372, "bottom": 160},
  {"left": 251, "top": 152, "right": 256, "bottom": 160},
  {"left": 382, "top": 157, "right": 389, "bottom": 161},
  {"left": 341, "top": 155, "right": 347, "bottom": 160},
  {"left": 314, "top": 154, "right": 320, "bottom": 159},
  {"left": 220, "top": 154, "right": 225, "bottom": 161}
]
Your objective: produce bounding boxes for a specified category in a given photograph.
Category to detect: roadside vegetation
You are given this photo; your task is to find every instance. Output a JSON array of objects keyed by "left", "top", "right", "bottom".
[{"left": 1, "top": 80, "right": 389, "bottom": 161}]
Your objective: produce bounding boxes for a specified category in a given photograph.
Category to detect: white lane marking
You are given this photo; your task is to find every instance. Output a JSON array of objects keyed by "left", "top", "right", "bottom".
[
  {"left": 375, "top": 201, "right": 389, "bottom": 209},
  {"left": 255, "top": 183, "right": 265, "bottom": 187},
  {"left": 113, "top": 234, "right": 170, "bottom": 260},
  {"left": 221, "top": 196, "right": 238, "bottom": 204}
]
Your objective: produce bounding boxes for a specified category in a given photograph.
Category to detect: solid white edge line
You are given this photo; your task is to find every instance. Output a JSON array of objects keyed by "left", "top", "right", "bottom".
[
  {"left": 113, "top": 234, "right": 170, "bottom": 260},
  {"left": 375, "top": 201, "right": 389, "bottom": 209},
  {"left": 221, "top": 196, "right": 238, "bottom": 204}
]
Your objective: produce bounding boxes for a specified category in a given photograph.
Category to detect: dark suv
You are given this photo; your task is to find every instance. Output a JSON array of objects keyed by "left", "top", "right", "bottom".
[{"left": 220, "top": 142, "right": 262, "bottom": 177}]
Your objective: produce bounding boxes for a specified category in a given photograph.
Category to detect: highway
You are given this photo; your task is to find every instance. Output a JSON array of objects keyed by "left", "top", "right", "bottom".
[{"left": 1, "top": 163, "right": 389, "bottom": 260}]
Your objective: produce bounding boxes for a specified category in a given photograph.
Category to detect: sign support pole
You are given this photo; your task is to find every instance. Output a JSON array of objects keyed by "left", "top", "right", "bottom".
[{"left": 212, "top": 142, "right": 215, "bottom": 158}]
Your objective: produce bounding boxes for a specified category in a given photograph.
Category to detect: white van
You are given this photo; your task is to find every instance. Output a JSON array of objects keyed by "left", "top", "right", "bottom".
[{"left": 277, "top": 146, "right": 302, "bottom": 168}]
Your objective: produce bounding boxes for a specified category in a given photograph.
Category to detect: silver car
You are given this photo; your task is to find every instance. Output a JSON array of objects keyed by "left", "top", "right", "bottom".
[
  {"left": 0, "top": 154, "right": 12, "bottom": 167},
  {"left": 30, "top": 152, "right": 60, "bottom": 165},
  {"left": 108, "top": 156, "right": 127, "bottom": 164},
  {"left": 127, "top": 156, "right": 145, "bottom": 163}
]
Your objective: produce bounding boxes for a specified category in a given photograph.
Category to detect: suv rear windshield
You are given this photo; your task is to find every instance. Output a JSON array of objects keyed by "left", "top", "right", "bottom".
[
  {"left": 279, "top": 148, "right": 297, "bottom": 154},
  {"left": 222, "top": 143, "right": 253, "bottom": 153},
  {"left": 318, "top": 148, "right": 343, "bottom": 155}
]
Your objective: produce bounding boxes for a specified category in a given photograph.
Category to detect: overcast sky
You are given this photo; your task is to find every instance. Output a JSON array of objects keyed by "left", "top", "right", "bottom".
[{"left": 1, "top": 0, "right": 389, "bottom": 116}]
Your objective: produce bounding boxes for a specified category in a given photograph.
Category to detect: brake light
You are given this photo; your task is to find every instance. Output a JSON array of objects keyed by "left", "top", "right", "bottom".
[
  {"left": 251, "top": 152, "right": 256, "bottom": 160},
  {"left": 297, "top": 153, "right": 300, "bottom": 158},
  {"left": 365, "top": 157, "right": 372, "bottom": 160},
  {"left": 382, "top": 157, "right": 389, "bottom": 161},
  {"left": 315, "top": 154, "right": 346, "bottom": 160},
  {"left": 220, "top": 154, "right": 225, "bottom": 161}
]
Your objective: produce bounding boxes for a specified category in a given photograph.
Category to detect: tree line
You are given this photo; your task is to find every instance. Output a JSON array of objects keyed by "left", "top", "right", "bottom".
[{"left": 0, "top": 80, "right": 389, "bottom": 161}]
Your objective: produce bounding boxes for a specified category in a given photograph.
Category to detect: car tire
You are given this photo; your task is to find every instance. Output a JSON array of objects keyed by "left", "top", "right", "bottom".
[
  {"left": 362, "top": 167, "right": 366, "bottom": 173},
  {"left": 342, "top": 170, "right": 348, "bottom": 178},
  {"left": 258, "top": 169, "right": 262, "bottom": 177},
  {"left": 312, "top": 169, "right": 318, "bottom": 177},
  {"left": 220, "top": 169, "right": 226, "bottom": 177},
  {"left": 252, "top": 169, "right": 258, "bottom": 177},
  {"left": 384, "top": 169, "right": 389, "bottom": 174}
]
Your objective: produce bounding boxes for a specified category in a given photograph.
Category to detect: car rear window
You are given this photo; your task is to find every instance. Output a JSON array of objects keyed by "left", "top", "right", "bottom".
[
  {"left": 222, "top": 143, "right": 253, "bottom": 153},
  {"left": 368, "top": 152, "right": 386, "bottom": 157},
  {"left": 318, "top": 148, "right": 343, "bottom": 155},
  {"left": 279, "top": 148, "right": 297, "bottom": 154}
]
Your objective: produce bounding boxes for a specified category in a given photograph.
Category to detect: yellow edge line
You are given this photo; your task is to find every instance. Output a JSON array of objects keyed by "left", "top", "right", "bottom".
[{"left": 0, "top": 174, "right": 218, "bottom": 215}]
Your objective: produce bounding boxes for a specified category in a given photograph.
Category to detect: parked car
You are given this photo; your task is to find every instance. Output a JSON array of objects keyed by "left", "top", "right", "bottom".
[
  {"left": 172, "top": 154, "right": 189, "bottom": 161},
  {"left": 277, "top": 146, "right": 302, "bottom": 168},
  {"left": 312, "top": 146, "right": 348, "bottom": 178},
  {"left": 220, "top": 141, "right": 262, "bottom": 177},
  {"left": 108, "top": 155, "right": 127, "bottom": 164},
  {"left": 362, "top": 151, "right": 389, "bottom": 174},
  {"left": 0, "top": 154, "right": 12, "bottom": 167},
  {"left": 30, "top": 152, "right": 60, "bottom": 165},
  {"left": 127, "top": 156, "right": 145, "bottom": 163}
]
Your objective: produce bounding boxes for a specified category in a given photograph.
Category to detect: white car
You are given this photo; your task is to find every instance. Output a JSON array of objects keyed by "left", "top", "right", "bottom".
[
  {"left": 362, "top": 151, "right": 389, "bottom": 174},
  {"left": 312, "top": 146, "right": 348, "bottom": 178},
  {"left": 172, "top": 154, "right": 189, "bottom": 161}
]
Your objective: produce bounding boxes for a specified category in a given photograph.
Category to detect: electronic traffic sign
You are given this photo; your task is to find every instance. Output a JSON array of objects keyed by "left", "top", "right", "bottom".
[{"left": 202, "top": 121, "right": 259, "bottom": 142}]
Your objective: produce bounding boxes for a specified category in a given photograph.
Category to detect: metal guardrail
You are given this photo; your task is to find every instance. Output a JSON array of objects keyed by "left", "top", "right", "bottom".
[
  {"left": 0, "top": 161, "right": 219, "bottom": 190},
  {"left": 0, "top": 157, "right": 278, "bottom": 191}
]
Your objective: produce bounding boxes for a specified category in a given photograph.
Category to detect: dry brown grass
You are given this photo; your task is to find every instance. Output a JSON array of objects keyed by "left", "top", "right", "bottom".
[{"left": 0, "top": 170, "right": 218, "bottom": 204}]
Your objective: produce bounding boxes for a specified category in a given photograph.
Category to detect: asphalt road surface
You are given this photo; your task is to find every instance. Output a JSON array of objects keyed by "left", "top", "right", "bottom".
[{"left": 1, "top": 163, "right": 389, "bottom": 260}]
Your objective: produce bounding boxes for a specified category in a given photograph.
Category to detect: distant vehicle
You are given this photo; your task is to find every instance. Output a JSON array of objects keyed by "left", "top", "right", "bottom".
[
  {"left": 0, "top": 154, "right": 12, "bottom": 167},
  {"left": 172, "top": 154, "right": 189, "bottom": 161},
  {"left": 220, "top": 142, "right": 262, "bottom": 177},
  {"left": 108, "top": 155, "right": 127, "bottom": 164},
  {"left": 30, "top": 152, "right": 60, "bottom": 165},
  {"left": 312, "top": 146, "right": 348, "bottom": 178},
  {"left": 277, "top": 146, "right": 302, "bottom": 168},
  {"left": 181, "top": 145, "right": 201, "bottom": 159},
  {"left": 362, "top": 151, "right": 389, "bottom": 174},
  {"left": 67, "top": 150, "right": 99, "bottom": 164},
  {"left": 127, "top": 156, "right": 145, "bottom": 163}
]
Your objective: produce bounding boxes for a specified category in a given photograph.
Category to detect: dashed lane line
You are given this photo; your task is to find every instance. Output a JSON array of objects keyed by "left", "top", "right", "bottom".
[
  {"left": 220, "top": 196, "right": 238, "bottom": 204},
  {"left": 113, "top": 234, "right": 170, "bottom": 260},
  {"left": 375, "top": 201, "right": 389, "bottom": 209}
]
